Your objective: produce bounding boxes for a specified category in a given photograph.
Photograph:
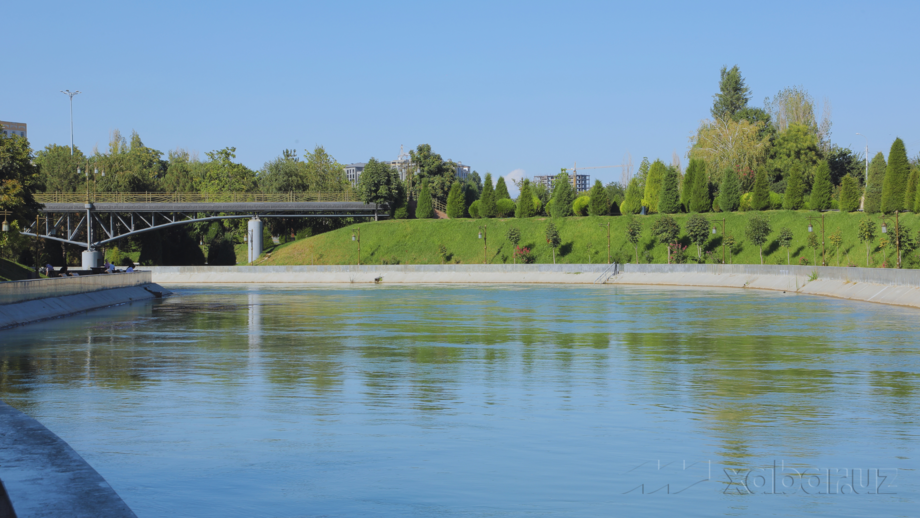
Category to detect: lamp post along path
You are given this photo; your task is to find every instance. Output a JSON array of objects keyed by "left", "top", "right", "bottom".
[
  {"left": 61, "top": 90, "right": 80, "bottom": 156},
  {"left": 352, "top": 229, "right": 361, "bottom": 266},
  {"left": 478, "top": 225, "right": 487, "bottom": 264},
  {"left": 807, "top": 213, "right": 827, "bottom": 266}
]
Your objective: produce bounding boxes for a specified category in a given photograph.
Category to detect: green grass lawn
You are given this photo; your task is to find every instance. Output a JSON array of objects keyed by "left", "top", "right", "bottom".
[
  {"left": 258, "top": 211, "right": 920, "bottom": 268},
  {"left": 0, "top": 258, "right": 37, "bottom": 281}
]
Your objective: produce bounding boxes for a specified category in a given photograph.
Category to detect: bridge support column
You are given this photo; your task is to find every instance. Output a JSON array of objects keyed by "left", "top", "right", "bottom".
[
  {"left": 81, "top": 250, "right": 101, "bottom": 269},
  {"left": 247, "top": 218, "right": 263, "bottom": 264},
  {"left": 82, "top": 203, "right": 100, "bottom": 269}
]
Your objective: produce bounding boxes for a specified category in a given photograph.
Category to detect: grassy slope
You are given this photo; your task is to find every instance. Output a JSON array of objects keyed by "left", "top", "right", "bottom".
[
  {"left": 260, "top": 212, "right": 920, "bottom": 268},
  {"left": 0, "top": 258, "right": 36, "bottom": 281}
]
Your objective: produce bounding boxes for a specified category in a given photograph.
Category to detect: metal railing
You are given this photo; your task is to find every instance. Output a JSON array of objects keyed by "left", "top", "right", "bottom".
[
  {"left": 433, "top": 198, "right": 447, "bottom": 214},
  {"left": 35, "top": 191, "right": 360, "bottom": 204}
]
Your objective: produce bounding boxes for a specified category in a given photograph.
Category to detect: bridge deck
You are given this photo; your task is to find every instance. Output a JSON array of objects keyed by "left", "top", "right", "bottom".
[{"left": 40, "top": 202, "right": 380, "bottom": 213}]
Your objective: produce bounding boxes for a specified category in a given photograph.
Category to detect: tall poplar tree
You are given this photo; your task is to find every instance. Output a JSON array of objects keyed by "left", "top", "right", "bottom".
[
  {"left": 718, "top": 168, "right": 741, "bottom": 212},
  {"left": 415, "top": 179, "right": 434, "bottom": 219},
  {"left": 446, "top": 181, "right": 464, "bottom": 219},
  {"left": 839, "top": 175, "right": 861, "bottom": 213},
  {"left": 516, "top": 180, "right": 535, "bottom": 218},
  {"left": 751, "top": 168, "right": 770, "bottom": 210},
  {"left": 551, "top": 171, "right": 575, "bottom": 217},
  {"left": 643, "top": 160, "right": 666, "bottom": 213},
  {"left": 480, "top": 173, "right": 496, "bottom": 218},
  {"left": 904, "top": 168, "right": 919, "bottom": 212},
  {"left": 881, "top": 138, "right": 910, "bottom": 213},
  {"left": 863, "top": 152, "right": 886, "bottom": 213},
  {"left": 681, "top": 160, "right": 701, "bottom": 212},
  {"left": 809, "top": 161, "right": 833, "bottom": 211},
  {"left": 658, "top": 167, "right": 681, "bottom": 214},
  {"left": 620, "top": 177, "right": 643, "bottom": 215}
]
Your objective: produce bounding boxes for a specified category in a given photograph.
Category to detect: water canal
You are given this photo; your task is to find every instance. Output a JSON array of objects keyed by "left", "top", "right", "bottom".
[{"left": 0, "top": 285, "right": 917, "bottom": 517}]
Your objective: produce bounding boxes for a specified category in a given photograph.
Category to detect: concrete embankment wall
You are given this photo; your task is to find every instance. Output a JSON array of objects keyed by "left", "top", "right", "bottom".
[
  {"left": 613, "top": 263, "right": 920, "bottom": 309},
  {"left": 146, "top": 264, "right": 614, "bottom": 284},
  {"left": 146, "top": 263, "right": 920, "bottom": 309},
  {"left": 0, "top": 399, "right": 137, "bottom": 517},
  {"left": 0, "top": 273, "right": 168, "bottom": 329}
]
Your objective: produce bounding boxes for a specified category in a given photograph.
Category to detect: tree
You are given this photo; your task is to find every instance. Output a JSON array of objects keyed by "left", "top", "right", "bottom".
[
  {"left": 634, "top": 158, "right": 651, "bottom": 192},
  {"left": 826, "top": 147, "right": 865, "bottom": 187},
  {"left": 658, "top": 166, "right": 680, "bottom": 214},
  {"left": 724, "top": 234, "right": 736, "bottom": 264},
  {"left": 516, "top": 179, "right": 536, "bottom": 218},
  {"left": 495, "top": 198, "right": 515, "bottom": 217},
  {"left": 751, "top": 167, "right": 770, "bottom": 210},
  {"left": 446, "top": 181, "right": 464, "bottom": 219},
  {"left": 904, "top": 168, "right": 919, "bottom": 213},
  {"left": 745, "top": 214, "right": 772, "bottom": 264},
  {"left": 839, "top": 175, "right": 861, "bottom": 212},
  {"left": 777, "top": 227, "right": 794, "bottom": 265},
  {"left": 494, "top": 176, "right": 511, "bottom": 200},
  {"left": 681, "top": 160, "right": 699, "bottom": 212},
  {"left": 357, "top": 157, "right": 402, "bottom": 209},
  {"left": 881, "top": 138, "right": 910, "bottom": 213},
  {"left": 806, "top": 232, "right": 820, "bottom": 266},
  {"left": 162, "top": 149, "right": 201, "bottom": 192},
  {"left": 857, "top": 219, "right": 877, "bottom": 266},
  {"left": 718, "top": 167, "right": 742, "bottom": 212},
  {"left": 828, "top": 228, "right": 843, "bottom": 266},
  {"left": 480, "top": 173, "right": 495, "bottom": 218},
  {"left": 409, "top": 144, "right": 454, "bottom": 200},
  {"left": 550, "top": 171, "right": 575, "bottom": 217},
  {"left": 864, "top": 152, "right": 886, "bottom": 213},
  {"left": 620, "top": 177, "right": 643, "bottom": 214},
  {"left": 690, "top": 165, "right": 710, "bottom": 213},
  {"left": 809, "top": 160, "right": 833, "bottom": 211},
  {"left": 690, "top": 118, "right": 769, "bottom": 178},
  {"left": 507, "top": 227, "right": 521, "bottom": 264},
  {"left": 651, "top": 215, "right": 680, "bottom": 264},
  {"left": 643, "top": 160, "right": 667, "bottom": 213},
  {"left": 545, "top": 221, "right": 561, "bottom": 264},
  {"left": 0, "top": 129, "right": 42, "bottom": 229},
  {"left": 625, "top": 218, "right": 642, "bottom": 264},
  {"left": 764, "top": 124, "right": 821, "bottom": 191},
  {"left": 415, "top": 179, "right": 434, "bottom": 219},
  {"left": 300, "top": 145, "right": 348, "bottom": 191},
  {"left": 588, "top": 179, "right": 611, "bottom": 215},
  {"left": 711, "top": 65, "right": 751, "bottom": 120},
  {"left": 33, "top": 143, "right": 85, "bottom": 193},
  {"left": 199, "top": 147, "right": 256, "bottom": 193},
  {"left": 782, "top": 165, "right": 806, "bottom": 210},
  {"left": 685, "top": 214, "right": 710, "bottom": 259},
  {"left": 764, "top": 86, "right": 832, "bottom": 148}
]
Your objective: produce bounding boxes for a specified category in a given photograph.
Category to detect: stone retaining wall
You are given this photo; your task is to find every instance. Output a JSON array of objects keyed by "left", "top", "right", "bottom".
[{"left": 0, "top": 272, "right": 152, "bottom": 305}]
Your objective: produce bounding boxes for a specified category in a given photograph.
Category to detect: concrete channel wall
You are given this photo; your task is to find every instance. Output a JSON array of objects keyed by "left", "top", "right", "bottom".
[
  {"left": 0, "top": 399, "right": 137, "bottom": 518},
  {"left": 0, "top": 272, "right": 152, "bottom": 305}
]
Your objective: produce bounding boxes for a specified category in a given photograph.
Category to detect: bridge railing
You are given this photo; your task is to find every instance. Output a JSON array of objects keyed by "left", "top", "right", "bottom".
[{"left": 35, "top": 191, "right": 361, "bottom": 204}]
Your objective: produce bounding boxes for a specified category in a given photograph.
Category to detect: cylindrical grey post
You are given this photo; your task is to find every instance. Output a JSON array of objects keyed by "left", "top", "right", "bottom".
[{"left": 248, "top": 218, "right": 263, "bottom": 263}]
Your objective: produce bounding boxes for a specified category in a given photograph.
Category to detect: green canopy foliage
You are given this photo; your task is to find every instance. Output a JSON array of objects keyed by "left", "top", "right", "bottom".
[
  {"left": 480, "top": 173, "right": 495, "bottom": 218},
  {"left": 864, "top": 152, "right": 886, "bottom": 214},
  {"left": 839, "top": 175, "right": 861, "bottom": 213},
  {"left": 751, "top": 167, "right": 770, "bottom": 210},
  {"left": 494, "top": 176, "right": 511, "bottom": 200},
  {"left": 643, "top": 160, "right": 666, "bottom": 213},
  {"left": 658, "top": 166, "right": 681, "bottom": 214},
  {"left": 550, "top": 171, "right": 575, "bottom": 218},
  {"left": 690, "top": 164, "right": 710, "bottom": 213},
  {"left": 711, "top": 65, "right": 751, "bottom": 120},
  {"left": 881, "top": 138, "right": 910, "bottom": 213},
  {"left": 620, "top": 177, "right": 643, "bottom": 215},
  {"left": 446, "top": 181, "right": 465, "bottom": 219},
  {"left": 516, "top": 180, "right": 536, "bottom": 218},
  {"left": 718, "top": 167, "right": 741, "bottom": 212},
  {"left": 415, "top": 179, "right": 434, "bottom": 219},
  {"left": 809, "top": 161, "right": 833, "bottom": 211},
  {"left": 588, "top": 179, "right": 611, "bottom": 216}
]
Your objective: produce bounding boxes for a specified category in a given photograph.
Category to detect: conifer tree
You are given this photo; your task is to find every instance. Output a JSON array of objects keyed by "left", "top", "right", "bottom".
[
  {"left": 782, "top": 165, "right": 805, "bottom": 210},
  {"left": 839, "top": 175, "right": 861, "bottom": 213},
  {"left": 864, "top": 152, "right": 886, "bottom": 213},
  {"left": 718, "top": 167, "right": 741, "bottom": 212},
  {"left": 809, "top": 161, "right": 833, "bottom": 211},
  {"left": 415, "top": 179, "right": 434, "bottom": 219},
  {"left": 446, "top": 181, "right": 464, "bottom": 219},
  {"left": 643, "top": 160, "right": 666, "bottom": 213},
  {"left": 480, "top": 173, "right": 496, "bottom": 218},
  {"left": 620, "top": 177, "right": 643, "bottom": 215},
  {"left": 904, "top": 168, "right": 919, "bottom": 212},
  {"left": 750, "top": 167, "right": 770, "bottom": 210},
  {"left": 690, "top": 166, "right": 710, "bottom": 213},
  {"left": 882, "top": 138, "right": 910, "bottom": 213},
  {"left": 494, "top": 176, "right": 511, "bottom": 200},
  {"left": 545, "top": 221, "right": 561, "bottom": 264},
  {"left": 681, "top": 160, "right": 700, "bottom": 212},
  {"left": 588, "top": 179, "right": 610, "bottom": 216},
  {"left": 551, "top": 171, "right": 575, "bottom": 217},
  {"left": 516, "top": 180, "right": 535, "bottom": 218},
  {"left": 658, "top": 167, "right": 681, "bottom": 214}
]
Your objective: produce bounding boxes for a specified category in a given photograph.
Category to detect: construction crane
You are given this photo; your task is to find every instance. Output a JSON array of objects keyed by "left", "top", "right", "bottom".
[{"left": 568, "top": 160, "right": 627, "bottom": 191}]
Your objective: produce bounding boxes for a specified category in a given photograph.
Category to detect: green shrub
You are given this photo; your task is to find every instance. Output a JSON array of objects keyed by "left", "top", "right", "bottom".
[
  {"left": 296, "top": 228, "right": 313, "bottom": 240},
  {"left": 769, "top": 191, "right": 783, "bottom": 210},
  {"left": 495, "top": 198, "right": 515, "bottom": 217},
  {"left": 469, "top": 200, "right": 481, "bottom": 218},
  {"left": 532, "top": 196, "right": 543, "bottom": 215},
  {"left": 739, "top": 192, "right": 752, "bottom": 211},
  {"left": 573, "top": 196, "right": 591, "bottom": 216}
]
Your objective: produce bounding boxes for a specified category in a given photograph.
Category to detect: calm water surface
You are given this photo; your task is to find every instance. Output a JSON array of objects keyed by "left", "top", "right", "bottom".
[{"left": 0, "top": 285, "right": 917, "bottom": 517}]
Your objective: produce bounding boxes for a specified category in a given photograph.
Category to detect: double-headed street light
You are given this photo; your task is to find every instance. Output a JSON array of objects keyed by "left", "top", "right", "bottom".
[{"left": 61, "top": 90, "right": 80, "bottom": 156}]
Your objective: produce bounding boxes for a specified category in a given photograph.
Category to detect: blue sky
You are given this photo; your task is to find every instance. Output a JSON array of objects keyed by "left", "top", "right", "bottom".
[{"left": 4, "top": 1, "right": 918, "bottom": 194}]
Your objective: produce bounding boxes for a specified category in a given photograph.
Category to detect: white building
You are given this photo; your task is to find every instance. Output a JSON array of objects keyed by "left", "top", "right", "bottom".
[
  {"left": 344, "top": 163, "right": 366, "bottom": 187},
  {"left": 0, "top": 121, "right": 27, "bottom": 139}
]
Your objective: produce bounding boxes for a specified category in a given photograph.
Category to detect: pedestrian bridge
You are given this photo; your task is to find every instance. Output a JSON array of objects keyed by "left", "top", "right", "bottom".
[{"left": 26, "top": 192, "right": 383, "bottom": 250}]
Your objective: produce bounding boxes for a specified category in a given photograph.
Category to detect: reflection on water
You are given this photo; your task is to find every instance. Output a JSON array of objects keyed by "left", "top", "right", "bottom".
[{"left": 0, "top": 285, "right": 917, "bottom": 517}]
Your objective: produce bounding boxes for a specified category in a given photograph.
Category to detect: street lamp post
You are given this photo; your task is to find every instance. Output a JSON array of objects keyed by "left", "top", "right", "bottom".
[
  {"left": 61, "top": 90, "right": 81, "bottom": 156},
  {"left": 879, "top": 211, "right": 901, "bottom": 269},
  {"left": 352, "top": 228, "right": 361, "bottom": 266},
  {"left": 598, "top": 222, "right": 610, "bottom": 264},
  {"left": 807, "top": 213, "right": 826, "bottom": 266},
  {"left": 478, "top": 225, "right": 487, "bottom": 264},
  {"left": 856, "top": 133, "right": 868, "bottom": 186},
  {"left": 710, "top": 217, "right": 726, "bottom": 264}
]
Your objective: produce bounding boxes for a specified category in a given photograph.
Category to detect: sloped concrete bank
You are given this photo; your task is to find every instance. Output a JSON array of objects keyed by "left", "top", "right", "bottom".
[
  {"left": 0, "top": 273, "right": 170, "bottom": 330},
  {"left": 146, "top": 264, "right": 920, "bottom": 309},
  {"left": 0, "top": 399, "right": 137, "bottom": 517}
]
